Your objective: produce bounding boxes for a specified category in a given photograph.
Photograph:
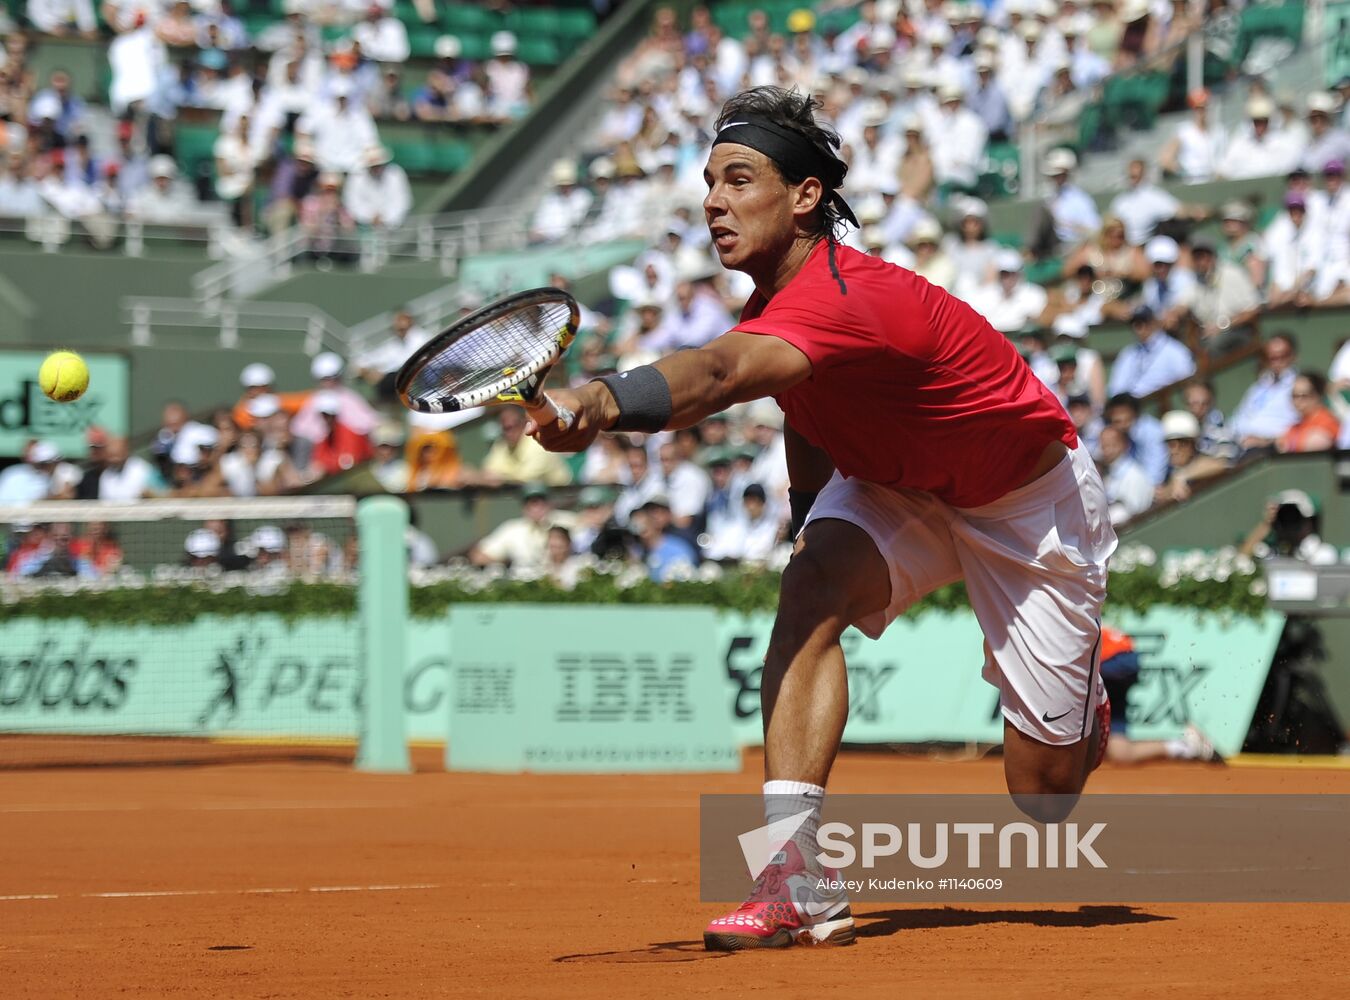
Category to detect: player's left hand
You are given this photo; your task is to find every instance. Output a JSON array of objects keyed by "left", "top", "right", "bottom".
[{"left": 526, "top": 383, "right": 615, "bottom": 453}]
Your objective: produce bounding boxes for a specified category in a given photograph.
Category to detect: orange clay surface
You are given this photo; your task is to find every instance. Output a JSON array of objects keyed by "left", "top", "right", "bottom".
[{"left": 2, "top": 745, "right": 1348, "bottom": 999}]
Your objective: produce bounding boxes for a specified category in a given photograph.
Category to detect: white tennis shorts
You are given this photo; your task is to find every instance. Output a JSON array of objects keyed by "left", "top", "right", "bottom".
[{"left": 805, "top": 442, "right": 1117, "bottom": 745}]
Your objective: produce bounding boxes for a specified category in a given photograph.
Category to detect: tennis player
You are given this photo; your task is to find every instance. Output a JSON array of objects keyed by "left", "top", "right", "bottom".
[{"left": 528, "top": 87, "right": 1118, "bottom": 950}]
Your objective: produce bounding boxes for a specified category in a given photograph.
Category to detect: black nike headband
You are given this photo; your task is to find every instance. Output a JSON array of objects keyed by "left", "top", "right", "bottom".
[{"left": 712, "top": 116, "right": 859, "bottom": 229}]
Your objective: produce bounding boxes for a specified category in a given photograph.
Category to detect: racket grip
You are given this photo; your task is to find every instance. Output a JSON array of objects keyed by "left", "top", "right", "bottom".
[{"left": 535, "top": 392, "right": 576, "bottom": 431}]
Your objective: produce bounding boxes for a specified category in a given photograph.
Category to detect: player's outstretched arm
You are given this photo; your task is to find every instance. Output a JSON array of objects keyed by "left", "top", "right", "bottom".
[{"left": 528, "top": 332, "right": 811, "bottom": 452}]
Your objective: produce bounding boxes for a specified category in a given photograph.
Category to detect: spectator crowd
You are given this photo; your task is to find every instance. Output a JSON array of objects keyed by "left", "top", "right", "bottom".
[{"left": 0, "top": 0, "right": 537, "bottom": 249}]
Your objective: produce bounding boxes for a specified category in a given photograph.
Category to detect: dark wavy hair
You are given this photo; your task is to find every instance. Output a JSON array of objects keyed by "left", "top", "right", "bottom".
[{"left": 715, "top": 86, "right": 849, "bottom": 240}]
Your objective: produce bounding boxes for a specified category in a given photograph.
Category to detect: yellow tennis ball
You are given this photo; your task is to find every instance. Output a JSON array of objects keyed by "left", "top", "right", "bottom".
[{"left": 39, "top": 351, "right": 90, "bottom": 403}]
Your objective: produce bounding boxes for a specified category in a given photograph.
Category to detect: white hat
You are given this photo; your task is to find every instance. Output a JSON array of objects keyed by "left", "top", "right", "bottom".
[
  {"left": 856, "top": 197, "right": 885, "bottom": 226},
  {"left": 364, "top": 145, "right": 393, "bottom": 166},
  {"left": 491, "top": 30, "right": 517, "bottom": 55},
  {"left": 250, "top": 525, "right": 286, "bottom": 553},
  {"left": 908, "top": 218, "right": 943, "bottom": 244},
  {"left": 901, "top": 113, "right": 924, "bottom": 133},
  {"left": 1018, "top": 20, "right": 1043, "bottom": 40},
  {"left": 877, "top": 175, "right": 901, "bottom": 196},
  {"left": 149, "top": 155, "right": 178, "bottom": 179},
  {"left": 974, "top": 50, "right": 998, "bottom": 71},
  {"left": 313, "top": 389, "right": 342, "bottom": 415},
  {"left": 241, "top": 362, "right": 275, "bottom": 387},
  {"left": 996, "top": 248, "right": 1024, "bottom": 272},
  {"left": 589, "top": 156, "right": 615, "bottom": 179},
  {"left": 749, "top": 400, "right": 784, "bottom": 430},
  {"left": 185, "top": 528, "right": 221, "bottom": 558},
  {"left": 937, "top": 81, "right": 965, "bottom": 103},
  {"left": 954, "top": 195, "right": 988, "bottom": 219},
  {"left": 1246, "top": 95, "right": 1276, "bottom": 119},
  {"left": 976, "top": 26, "right": 1002, "bottom": 48},
  {"left": 902, "top": 67, "right": 929, "bottom": 89},
  {"left": 372, "top": 424, "right": 405, "bottom": 447},
  {"left": 1161, "top": 410, "right": 1201, "bottom": 441},
  {"left": 1145, "top": 235, "right": 1180, "bottom": 264},
  {"left": 30, "top": 440, "right": 60, "bottom": 463},
  {"left": 195, "top": 427, "right": 220, "bottom": 449},
  {"left": 861, "top": 224, "right": 887, "bottom": 248},
  {"left": 247, "top": 393, "right": 281, "bottom": 419},
  {"left": 1052, "top": 313, "right": 1088, "bottom": 339},
  {"left": 1307, "top": 91, "right": 1341, "bottom": 115},
  {"left": 434, "top": 34, "right": 462, "bottom": 59},
  {"left": 550, "top": 159, "right": 578, "bottom": 185},
  {"left": 844, "top": 67, "right": 869, "bottom": 87},
  {"left": 1042, "top": 148, "right": 1077, "bottom": 175},
  {"left": 311, "top": 352, "right": 344, "bottom": 380},
  {"left": 861, "top": 100, "right": 889, "bottom": 128},
  {"left": 1120, "top": 0, "right": 1150, "bottom": 21},
  {"left": 924, "top": 22, "right": 953, "bottom": 46},
  {"left": 29, "top": 92, "right": 62, "bottom": 121}
]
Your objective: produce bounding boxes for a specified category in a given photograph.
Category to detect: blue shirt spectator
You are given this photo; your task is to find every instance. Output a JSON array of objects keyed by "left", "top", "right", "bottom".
[
  {"left": 634, "top": 495, "right": 698, "bottom": 582},
  {"left": 1231, "top": 368, "right": 1300, "bottom": 446},
  {"left": 1043, "top": 150, "right": 1101, "bottom": 246},
  {"left": 1107, "top": 307, "right": 1197, "bottom": 399},
  {"left": 1105, "top": 395, "right": 1169, "bottom": 485}
]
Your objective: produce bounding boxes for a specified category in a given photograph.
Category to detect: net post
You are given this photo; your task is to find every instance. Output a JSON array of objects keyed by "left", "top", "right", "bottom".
[{"left": 356, "top": 496, "right": 412, "bottom": 773}]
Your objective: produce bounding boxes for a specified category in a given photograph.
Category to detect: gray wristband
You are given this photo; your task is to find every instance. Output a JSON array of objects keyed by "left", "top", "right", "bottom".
[{"left": 596, "top": 367, "right": 673, "bottom": 433}]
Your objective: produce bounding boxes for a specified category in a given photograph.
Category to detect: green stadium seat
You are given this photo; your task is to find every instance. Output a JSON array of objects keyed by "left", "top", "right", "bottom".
[
  {"left": 457, "top": 31, "right": 494, "bottom": 62},
  {"left": 1102, "top": 71, "right": 1169, "bottom": 131},
  {"left": 388, "top": 141, "right": 434, "bottom": 174},
  {"left": 976, "top": 141, "right": 1020, "bottom": 199},
  {"left": 1235, "top": 3, "right": 1306, "bottom": 64},
  {"left": 320, "top": 24, "right": 348, "bottom": 45},
  {"left": 174, "top": 124, "right": 219, "bottom": 180},
  {"left": 556, "top": 8, "right": 597, "bottom": 41},
  {"left": 505, "top": 8, "right": 561, "bottom": 36},
  {"left": 440, "top": 3, "right": 502, "bottom": 35},
  {"left": 1025, "top": 257, "right": 1064, "bottom": 287},
  {"left": 431, "top": 141, "right": 473, "bottom": 173},
  {"left": 516, "top": 36, "right": 562, "bottom": 67},
  {"left": 408, "top": 27, "right": 442, "bottom": 59}
]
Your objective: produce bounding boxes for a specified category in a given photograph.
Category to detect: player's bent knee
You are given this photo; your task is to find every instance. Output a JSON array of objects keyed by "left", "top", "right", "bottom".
[{"left": 1009, "top": 789, "right": 1082, "bottom": 823}]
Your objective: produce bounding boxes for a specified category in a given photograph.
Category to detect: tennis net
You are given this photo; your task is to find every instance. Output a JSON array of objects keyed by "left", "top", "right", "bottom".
[{"left": 0, "top": 496, "right": 386, "bottom": 769}]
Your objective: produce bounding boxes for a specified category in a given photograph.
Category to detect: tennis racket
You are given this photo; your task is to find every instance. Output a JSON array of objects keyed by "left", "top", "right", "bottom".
[{"left": 395, "top": 287, "right": 580, "bottom": 429}]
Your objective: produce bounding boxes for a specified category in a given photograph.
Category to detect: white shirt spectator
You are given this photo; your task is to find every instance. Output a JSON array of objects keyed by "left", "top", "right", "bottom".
[
  {"left": 108, "top": 26, "right": 168, "bottom": 115},
  {"left": 1264, "top": 210, "right": 1326, "bottom": 295},
  {"left": 356, "top": 324, "right": 430, "bottom": 374},
  {"left": 27, "top": 0, "right": 96, "bottom": 33},
  {"left": 1107, "top": 330, "right": 1197, "bottom": 399},
  {"left": 1103, "top": 453, "right": 1154, "bottom": 525},
  {"left": 967, "top": 275, "right": 1049, "bottom": 333},
  {"left": 352, "top": 13, "right": 410, "bottom": 63},
  {"left": 297, "top": 98, "right": 378, "bottom": 174},
  {"left": 1219, "top": 122, "right": 1305, "bottom": 179},
  {"left": 1170, "top": 118, "right": 1228, "bottom": 183},
  {"left": 213, "top": 131, "right": 260, "bottom": 200},
  {"left": 662, "top": 459, "right": 711, "bottom": 523},
  {"left": 531, "top": 183, "right": 593, "bottom": 243},
  {"left": 485, "top": 55, "right": 530, "bottom": 118},
  {"left": 1231, "top": 368, "right": 1300, "bottom": 442},
  {"left": 98, "top": 454, "right": 156, "bottom": 500},
  {"left": 1047, "top": 181, "right": 1101, "bottom": 246},
  {"left": 928, "top": 103, "right": 988, "bottom": 190},
  {"left": 1109, "top": 182, "right": 1180, "bottom": 247},
  {"left": 344, "top": 160, "right": 411, "bottom": 228}
]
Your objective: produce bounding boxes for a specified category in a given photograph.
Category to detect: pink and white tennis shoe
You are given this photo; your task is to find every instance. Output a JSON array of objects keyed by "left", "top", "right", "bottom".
[{"left": 702, "top": 841, "right": 855, "bottom": 950}]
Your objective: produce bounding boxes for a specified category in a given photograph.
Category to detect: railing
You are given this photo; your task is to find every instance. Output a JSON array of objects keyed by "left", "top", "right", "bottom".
[
  {"left": 120, "top": 297, "right": 352, "bottom": 355},
  {"left": 0, "top": 211, "right": 231, "bottom": 257},
  {"left": 191, "top": 205, "right": 541, "bottom": 305}
]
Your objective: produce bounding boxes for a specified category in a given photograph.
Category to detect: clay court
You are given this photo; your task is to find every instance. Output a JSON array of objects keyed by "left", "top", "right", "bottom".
[{"left": 3, "top": 745, "right": 1348, "bottom": 999}]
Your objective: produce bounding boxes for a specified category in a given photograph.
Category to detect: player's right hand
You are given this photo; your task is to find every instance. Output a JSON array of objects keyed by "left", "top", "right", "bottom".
[{"left": 526, "top": 383, "right": 616, "bottom": 453}]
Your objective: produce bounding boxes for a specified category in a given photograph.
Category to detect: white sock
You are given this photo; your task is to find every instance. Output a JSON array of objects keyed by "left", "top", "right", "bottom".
[
  {"left": 763, "top": 779, "right": 825, "bottom": 854},
  {"left": 1164, "top": 738, "right": 1191, "bottom": 760}
]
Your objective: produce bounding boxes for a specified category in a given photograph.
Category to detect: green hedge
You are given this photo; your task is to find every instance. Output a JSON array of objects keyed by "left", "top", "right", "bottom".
[{"left": 0, "top": 562, "right": 1267, "bottom": 625}]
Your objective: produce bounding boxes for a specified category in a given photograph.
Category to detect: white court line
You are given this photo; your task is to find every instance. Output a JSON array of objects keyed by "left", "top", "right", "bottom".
[
  {"left": 0, "top": 884, "right": 441, "bottom": 902},
  {"left": 0, "top": 801, "right": 412, "bottom": 814}
]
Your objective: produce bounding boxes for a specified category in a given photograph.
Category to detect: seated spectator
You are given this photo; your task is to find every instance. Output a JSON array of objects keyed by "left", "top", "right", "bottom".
[
  {"left": 656, "top": 439, "right": 709, "bottom": 534},
  {"left": 167, "top": 428, "right": 230, "bottom": 498},
  {"left": 156, "top": 0, "right": 199, "bottom": 47},
  {"left": 355, "top": 307, "right": 430, "bottom": 402},
  {"left": 29, "top": 70, "right": 85, "bottom": 144},
  {"left": 20, "top": 522, "right": 94, "bottom": 578},
  {"left": 125, "top": 156, "right": 200, "bottom": 224},
  {"left": 642, "top": 272, "right": 733, "bottom": 352},
  {"left": 247, "top": 395, "right": 310, "bottom": 494},
  {"left": 485, "top": 31, "right": 530, "bottom": 122},
  {"left": 151, "top": 400, "right": 213, "bottom": 476},
  {"left": 1051, "top": 314, "right": 1107, "bottom": 410},
  {"left": 1044, "top": 264, "right": 1110, "bottom": 329},
  {"left": 966, "top": 250, "right": 1048, "bottom": 333},
  {"left": 472, "top": 406, "right": 571, "bottom": 487},
  {"left": 1159, "top": 89, "right": 1227, "bottom": 184},
  {"left": 1138, "top": 235, "right": 1195, "bottom": 332},
  {"left": 368, "top": 424, "right": 409, "bottom": 493},
  {"left": 97, "top": 436, "right": 158, "bottom": 500},
  {"left": 705, "top": 482, "right": 781, "bottom": 564},
  {"left": 1218, "top": 200, "right": 1268, "bottom": 291},
  {"left": 300, "top": 172, "right": 357, "bottom": 266},
  {"left": 108, "top": 14, "right": 168, "bottom": 117},
  {"left": 1178, "top": 236, "right": 1262, "bottom": 355},
  {"left": 469, "top": 483, "right": 574, "bottom": 572},
  {"left": 1104, "top": 393, "right": 1168, "bottom": 484},
  {"left": 944, "top": 196, "right": 998, "bottom": 296},
  {"left": 1300, "top": 91, "right": 1350, "bottom": 174},
  {"left": 297, "top": 81, "right": 377, "bottom": 174},
  {"left": 291, "top": 352, "right": 378, "bottom": 443},
  {"left": 1239, "top": 489, "right": 1339, "bottom": 565},
  {"left": 214, "top": 111, "right": 261, "bottom": 231},
  {"left": 343, "top": 145, "right": 411, "bottom": 231},
  {"left": 1278, "top": 372, "right": 1340, "bottom": 453},
  {"left": 309, "top": 390, "right": 373, "bottom": 476},
  {"left": 530, "top": 159, "right": 592, "bottom": 243},
  {"left": 1066, "top": 392, "right": 1103, "bottom": 455},
  {"left": 69, "top": 521, "right": 123, "bottom": 576},
  {"left": 352, "top": 4, "right": 409, "bottom": 64},
  {"left": 1155, "top": 410, "right": 1229, "bottom": 505},
  {"left": 369, "top": 66, "right": 410, "bottom": 121},
  {"left": 613, "top": 297, "right": 666, "bottom": 370},
  {"left": 404, "top": 410, "right": 463, "bottom": 490},
  {"left": 908, "top": 219, "right": 955, "bottom": 290},
  {"left": 183, "top": 527, "right": 221, "bottom": 568},
  {"left": 1098, "top": 424, "right": 1154, "bottom": 526},
  {"left": 27, "top": 0, "right": 97, "bottom": 37},
  {"left": 1016, "top": 328, "right": 1058, "bottom": 388},
  {"left": 1181, "top": 378, "right": 1239, "bottom": 462},
  {"left": 897, "top": 117, "right": 935, "bottom": 204},
  {"left": 0, "top": 440, "right": 62, "bottom": 504},
  {"left": 232, "top": 362, "right": 297, "bottom": 430},
  {"left": 75, "top": 427, "right": 109, "bottom": 500},
  {"left": 613, "top": 441, "right": 663, "bottom": 525},
  {"left": 1029, "top": 148, "right": 1099, "bottom": 259},
  {"left": 543, "top": 525, "right": 587, "bottom": 588},
  {"left": 1063, "top": 216, "right": 1148, "bottom": 295},
  {"left": 263, "top": 142, "right": 319, "bottom": 235},
  {"left": 1219, "top": 95, "right": 1305, "bottom": 180},
  {"left": 1265, "top": 191, "right": 1326, "bottom": 308},
  {"left": 1108, "top": 160, "right": 1187, "bottom": 247},
  {"left": 631, "top": 494, "right": 698, "bottom": 582},
  {"left": 1230, "top": 332, "right": 1301, "bottom": 452}
]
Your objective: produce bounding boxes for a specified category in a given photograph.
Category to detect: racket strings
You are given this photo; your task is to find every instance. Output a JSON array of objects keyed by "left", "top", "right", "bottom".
[{"left": 406, "top": 301, "right": 572, "bottom": 401}]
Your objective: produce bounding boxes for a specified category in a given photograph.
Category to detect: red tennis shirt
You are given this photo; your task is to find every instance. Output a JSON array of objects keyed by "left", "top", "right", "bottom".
[{"left": 737, "top": 241, "right": 1077, "bottom": 509}]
